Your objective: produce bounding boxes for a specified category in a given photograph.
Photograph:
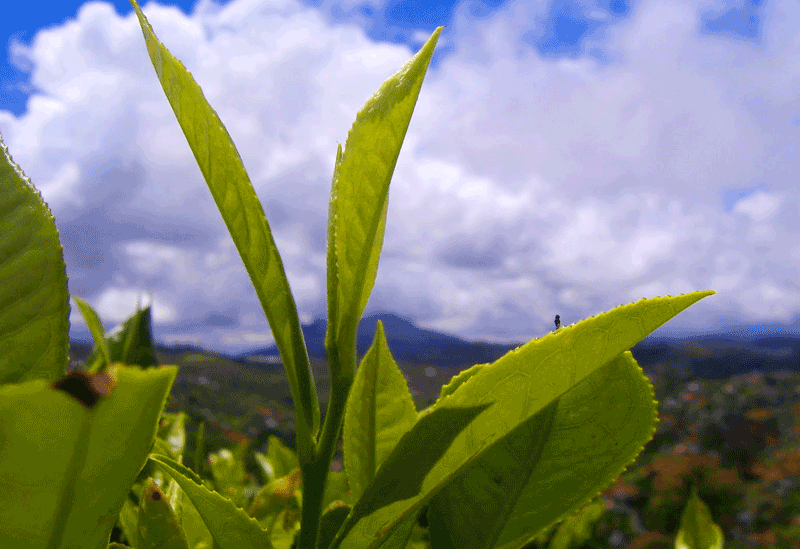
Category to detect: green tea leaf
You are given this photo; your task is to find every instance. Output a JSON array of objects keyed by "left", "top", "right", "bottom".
[
  {"left": 675, "top": 486, "right": 724, "bottom": 549},
  {"left": 342, "top": 320, "right": 419, "bottom": 501},
  {"left": 128, "top": 0, "right": 320, "bottom": 460},
  {"left": 426, "top": 350, "right": 654, "bottom": 549},
  {"left": 80, "top": 294, "right": 161, "bottom": 373},
  {"left": 341, "top": 319, "right": 477, "bottom": 549},
  {"left": 329, "top": 291, "right": 714, "bottom": 549},
  {"left": 318, "top": 503, "right": 353, "bottom": 549},
  {"left": 149, "top": 453, "right": 276, "bottom": 549},
  {"left": 435, "top": 361, "right": 490, "bottom": 402},
  {"left": 0, "top": 132, "right": 70, "bottom": 385},
  {"left": 137, "top": 478, "right": 192, "bottom": 549},
  {"left": 0, "top": 363, "right": 177, "bottom": 548},
  {"left": 208, "top": 442, "right": 251, "bottom": 509},
  {"left": 258, "top": 434, "right": 301, "bottom": 483},
  {"left": 325, "top": 26, "right": 444, "bottom": 379},
  {"left": 70, "top": 295, "right": 113, "bottom": 371},
  {"left": 547, "top": 498, "right": 608, "bottom": 549}
]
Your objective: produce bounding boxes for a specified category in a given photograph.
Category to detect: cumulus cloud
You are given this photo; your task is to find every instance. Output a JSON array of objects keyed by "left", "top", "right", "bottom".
[{"left": 1, "top": 0, "right": 798, "bottom": 357}]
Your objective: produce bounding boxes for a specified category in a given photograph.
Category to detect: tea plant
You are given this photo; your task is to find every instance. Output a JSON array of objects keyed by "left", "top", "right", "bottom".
[{"left": 0, "top": 1, "right": 716, "bottom": 547}]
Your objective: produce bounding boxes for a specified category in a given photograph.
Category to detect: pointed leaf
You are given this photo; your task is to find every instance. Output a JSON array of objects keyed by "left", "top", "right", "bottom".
[
  {"left": 263, "top": 434, "right": 301, "bottom": 481},
  {"left": 71, "top": 294, "right": 113, "bottom": 370},
  {"left": 137, "top": 478, "right": 191, "bottom": 549},
  {"left": 79, "top": 294, "right": 160, "bottom": 372},
  {"left": 427, "top": 350, "right": 655, "bottom": 549},
  {"left": 208, "top": 441, "right": 252, "bottom": 509},
  {"left": 325, "top": 26, "right": 444, "bottom": 377},
  {"left": 675, "top": 487, "right": 724, "bottom": 549},
  {"left": 0, "top": 363, "right": 177, "bottom": 548},
  {"left": 330, "top": 291, "right": 714, "bottom": 548},
  {"left": 148, "top": 453, "right": 276, "bottom": 549},
  {"left": 343, "top": 320, "right": 419, "bottom": 502},
  {"left": 128, "top": 0, "right": 320, "bottom": 457},
  {"left": 148, "top": 452, "right": 218, "bottom": 549},
  {"left": 0, "top": 132, "right": 70, "bottom": 385},
  {"left": 547, "top": 499, "right": 608, "bottom": 549}
]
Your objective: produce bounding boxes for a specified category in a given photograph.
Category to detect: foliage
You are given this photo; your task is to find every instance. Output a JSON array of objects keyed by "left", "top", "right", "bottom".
[{"left": 0, "top": 1, "right": 716, "bottom": 546}]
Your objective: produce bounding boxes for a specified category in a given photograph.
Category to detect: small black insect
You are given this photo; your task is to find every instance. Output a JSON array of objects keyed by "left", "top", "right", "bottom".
[{"left": 554, "top": 314, "right": 561, "bottom": 330}]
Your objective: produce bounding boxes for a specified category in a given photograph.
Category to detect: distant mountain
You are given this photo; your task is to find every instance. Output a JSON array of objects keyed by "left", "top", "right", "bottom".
[
  {"left": 234, "top": 311, "right": 522, "bottom": 368},
  {"left": 231, "top": 312, "right": 800, "bottom": 376},
  {"left": 69, "top": 311, "right": 800, "bottom": 378}
]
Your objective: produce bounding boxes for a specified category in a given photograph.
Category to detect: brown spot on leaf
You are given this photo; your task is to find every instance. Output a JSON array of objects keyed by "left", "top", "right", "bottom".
[{"left": 52, "top": 369, "right": 117, "bottom": 409}]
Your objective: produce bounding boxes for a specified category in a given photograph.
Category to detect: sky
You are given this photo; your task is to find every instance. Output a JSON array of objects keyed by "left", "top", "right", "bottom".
[{"left": 2, "top": 0, "right": 798, "bottom": 359}]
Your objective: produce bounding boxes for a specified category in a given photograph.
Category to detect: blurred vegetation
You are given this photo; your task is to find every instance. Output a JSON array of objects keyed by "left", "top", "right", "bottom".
[{"left": 67, "top": 340, "right": 800, "bottom": 549}]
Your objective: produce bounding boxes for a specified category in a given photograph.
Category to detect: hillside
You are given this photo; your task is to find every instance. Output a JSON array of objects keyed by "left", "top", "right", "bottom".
[{"left": 66, "top": 332, "right": 800, "bottom": 548}]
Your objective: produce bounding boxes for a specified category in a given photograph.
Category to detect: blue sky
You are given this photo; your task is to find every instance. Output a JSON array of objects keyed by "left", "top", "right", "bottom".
[{"left": 2, "top": 0, "right": 796, "bottom": 358}]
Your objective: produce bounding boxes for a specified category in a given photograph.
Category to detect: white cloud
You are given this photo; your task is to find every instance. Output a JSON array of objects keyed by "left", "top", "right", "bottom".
[{"left": 1, "top": 0, "right": 799, "bottom": 357}]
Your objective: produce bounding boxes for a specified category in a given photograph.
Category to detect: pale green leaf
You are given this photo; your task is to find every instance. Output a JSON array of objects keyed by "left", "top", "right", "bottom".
[
  {"left": 675, "top": 487, "right": 724, "bottom": 549},
  {"left": 128, "top": 0, "right": 320, "bottom": 456},
  {"left": 0, "top": 132, "right": 70, "bottom": 384},
  {"left": 427, "top": 350, "right": 654, "bottom": 549},
  {"left": 0, "top": 364, "right": 177, "bottom": 548},
  {"left": 325, "top": 27, "right": 444, "bottom": 379},
  {"left": 329, "top": 290, "right": 714, "bottom": 549},
  {"left": 342, "top": 319, "right": 419, "bottom": 501},
  {"left": 149, "top": 453, "right": 276, "bottom": 549}
]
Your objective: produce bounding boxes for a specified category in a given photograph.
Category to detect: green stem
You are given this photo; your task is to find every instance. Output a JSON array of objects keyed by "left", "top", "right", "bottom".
[{"left": 296, "top": 341, "right": 354, "bottom": 549}]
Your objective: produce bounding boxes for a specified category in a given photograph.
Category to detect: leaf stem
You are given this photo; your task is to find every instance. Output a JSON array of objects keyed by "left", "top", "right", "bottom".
[{"left": 296, "top": 341, "right": 355, "bottom": 549}]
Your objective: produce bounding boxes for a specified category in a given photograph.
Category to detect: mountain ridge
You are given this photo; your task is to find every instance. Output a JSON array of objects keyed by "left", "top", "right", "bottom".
[{"left": 69, "top": 311, "right": 800, "bottom": 376}]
